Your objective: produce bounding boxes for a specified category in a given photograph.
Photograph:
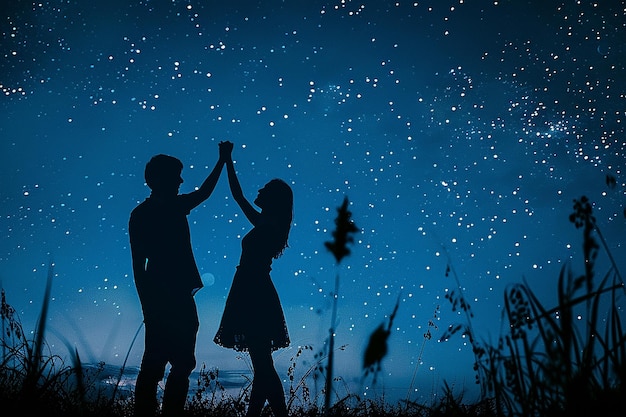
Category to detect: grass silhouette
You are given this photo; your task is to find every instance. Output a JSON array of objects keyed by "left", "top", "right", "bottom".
[
  {"left": 1, "top": 262, "right": 123, "bottom": 416},
  {"left": 322, "top": 196, "right": 359, "bottom": 416},
  {"left": 440, "top": 195, "right": 626, "bottom": 417},
  {"left": 1, "top": 194, "right": 625, "bottom": 416}
]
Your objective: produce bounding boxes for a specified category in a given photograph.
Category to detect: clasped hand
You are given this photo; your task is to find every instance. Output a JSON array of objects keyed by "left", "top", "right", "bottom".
[{"left": 219, "top": 140, "right": 234, "bottom": 161}]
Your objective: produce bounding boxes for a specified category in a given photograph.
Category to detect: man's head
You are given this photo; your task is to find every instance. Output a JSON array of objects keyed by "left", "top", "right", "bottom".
[{"left": 144, "top": 154, "right": 184, "bottom": 195}]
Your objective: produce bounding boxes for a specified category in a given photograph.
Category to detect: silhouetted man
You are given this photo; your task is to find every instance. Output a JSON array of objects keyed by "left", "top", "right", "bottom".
[{"left": 129, "top": 152, "right": 225, "bottom": 416}]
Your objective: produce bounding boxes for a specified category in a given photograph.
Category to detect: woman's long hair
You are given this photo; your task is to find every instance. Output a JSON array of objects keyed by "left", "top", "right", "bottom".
[{"left": 261, "top": 179, "right": 293, "bottom": 259}]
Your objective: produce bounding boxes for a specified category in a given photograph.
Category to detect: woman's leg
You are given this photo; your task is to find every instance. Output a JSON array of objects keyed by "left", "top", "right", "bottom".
[{"left": 247, "top": 345, "right": 287, "bottom": 417}]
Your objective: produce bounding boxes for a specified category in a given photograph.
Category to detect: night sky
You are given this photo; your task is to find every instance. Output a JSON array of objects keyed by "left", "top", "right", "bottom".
[{"left": 1, "top": 0, "right": 625, "bottom": 403}]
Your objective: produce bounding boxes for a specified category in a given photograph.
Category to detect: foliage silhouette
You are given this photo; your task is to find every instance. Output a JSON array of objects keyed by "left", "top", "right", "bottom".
[
  {"left": 324, "top": 197, "right": 359, "bottom": 265},
  {"left": 323, "top": 196, "right": 359, "bottom": 416},
  {"left": 405, "top": 305, "right": 440, "bottom": 407},
  {"left": 363, "top": 293, "right": 401, "bottom": 384},
  {"left": 1, "top": 263, "right": 124, "bottom": 416},
  {"left": 440, "top": 195, "right": 626, "bottom": 417}
]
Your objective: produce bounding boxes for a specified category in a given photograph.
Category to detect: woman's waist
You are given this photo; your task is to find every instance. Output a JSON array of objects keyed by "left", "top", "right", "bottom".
[{"left": 235, "top": 263, "right": 272, "bottom": 274}]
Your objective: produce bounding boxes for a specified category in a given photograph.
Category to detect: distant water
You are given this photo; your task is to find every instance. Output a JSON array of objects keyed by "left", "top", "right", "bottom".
[
  {"left": 84, "top": 363, "right": 433, "bottom": 406},
  {"left": 83, "top": 363, "right": 251, "bottom": 400}
]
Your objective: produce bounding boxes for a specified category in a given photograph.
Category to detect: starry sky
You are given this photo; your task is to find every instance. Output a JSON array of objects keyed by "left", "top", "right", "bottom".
[{"left": 1, "top": 0, "right": 625, "bottom": 404}]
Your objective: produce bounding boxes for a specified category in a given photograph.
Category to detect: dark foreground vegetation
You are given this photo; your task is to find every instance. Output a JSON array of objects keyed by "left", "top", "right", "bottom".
[{"left": 1, "top": 195, "right": 625, "bottom": 416}]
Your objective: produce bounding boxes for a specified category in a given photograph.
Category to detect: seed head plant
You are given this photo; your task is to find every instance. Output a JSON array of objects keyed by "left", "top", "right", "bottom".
[{"left": 323, "top": 196, "right": 359, "bottom": 415}]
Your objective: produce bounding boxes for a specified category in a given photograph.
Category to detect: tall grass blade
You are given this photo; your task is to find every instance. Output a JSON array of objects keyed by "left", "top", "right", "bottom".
[
  {"left": 324, "top": 271, "right": 339, "bottom": 415},
  {"left": 111, "top": 321, "right": 144, "bottom": 402},
  {"left": 23, "top": 260, "right": 54, "bottom": 397}
]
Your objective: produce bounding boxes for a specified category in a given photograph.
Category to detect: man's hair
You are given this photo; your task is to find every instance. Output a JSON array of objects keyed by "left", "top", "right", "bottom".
[{"left": 144, "top": 154, "right": 183, "bottom": 190}]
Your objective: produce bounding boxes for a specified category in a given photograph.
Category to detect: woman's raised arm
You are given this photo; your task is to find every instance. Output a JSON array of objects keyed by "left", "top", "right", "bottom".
[{"left": 220, "top": 141, "right": 261, "bottom": 226}]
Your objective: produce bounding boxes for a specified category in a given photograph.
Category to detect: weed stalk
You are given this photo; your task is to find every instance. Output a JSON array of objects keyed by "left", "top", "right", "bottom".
[{"left": 323, "top": 196, "right": 358, "bottom": 415}]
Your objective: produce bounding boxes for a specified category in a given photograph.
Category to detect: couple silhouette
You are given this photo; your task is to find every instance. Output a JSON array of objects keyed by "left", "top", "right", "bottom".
[{"left": 129, "top": 141, "right": 292, "bottom": 417}]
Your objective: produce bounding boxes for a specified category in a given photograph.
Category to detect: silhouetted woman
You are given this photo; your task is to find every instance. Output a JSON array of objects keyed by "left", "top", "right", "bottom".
[{"left": 214, "top": 141, "right": 291, "bottom": 417}]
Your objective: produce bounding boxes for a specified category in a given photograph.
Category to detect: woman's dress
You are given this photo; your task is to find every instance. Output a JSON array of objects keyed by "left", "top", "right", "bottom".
[{"left": 214, "top": 225, "right": 290, "bottom": 351}]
